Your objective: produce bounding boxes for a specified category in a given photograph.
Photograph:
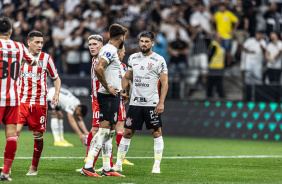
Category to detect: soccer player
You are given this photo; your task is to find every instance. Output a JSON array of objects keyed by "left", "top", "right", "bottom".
[
  {"left": 81, "top": 23, "right": 127, "bottom": 177},
  {"left": 113, "top": 31, "right": 168, "bottom": 174},
  {"left": 0, "top": 17, "right": 37, "bottom": 181},
  {"left": 47, "top": 87, "right": 89, "bottom": 146},
  {"left": 17, "top": 31, "right": 61, "bottom": 176}
]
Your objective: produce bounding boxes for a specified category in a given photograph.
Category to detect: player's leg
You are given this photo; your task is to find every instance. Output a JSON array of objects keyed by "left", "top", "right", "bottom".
[
  {"left": 101, "top": 124, "right": 115, "bottom": 172},
  {"left": 26, "top": 131, "right": 43, "bottom": 176},
  {"left": 151, "top": 127, "right": 163, "bottom": 173},
  {"left": 25, "top": 104, "right": 47, "bottom": 175},
  {"left": 144, "top": 107, "right": 164, "bottom": 173},
  {"left": 1, "top": 106, "right": 19, "bottom": 181},
  {"left": 57, "top": 110, "right": 73, "bottom": 146},
  {"left": 116, "top": 121, "right": 134, "bottom": 166},
  {"left": 114, "top": 105, "right": 143, "bottom": 171}
]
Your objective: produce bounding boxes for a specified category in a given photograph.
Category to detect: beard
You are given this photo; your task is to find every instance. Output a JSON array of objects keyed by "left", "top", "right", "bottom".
[
  {"left": 140, "top": 46, "right": 151, "bottom": 54},
  {"left": 119, "top": 40, "right": 124, "bottom": 49}
]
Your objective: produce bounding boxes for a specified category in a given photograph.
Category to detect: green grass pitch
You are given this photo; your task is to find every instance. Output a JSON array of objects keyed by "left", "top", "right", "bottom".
[{"left": 0, "top": 130, "right": 282, "bottom": 183}]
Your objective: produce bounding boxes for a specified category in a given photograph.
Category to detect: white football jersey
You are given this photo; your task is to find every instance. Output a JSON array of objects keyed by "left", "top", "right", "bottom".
[
  {"left": 128, "top": 52, "right": 168, "bottom": 107},
  {"left": 97, "top": 44, "right": 122, "bottom": 94},
  {"left": 47, "top": 87, "right": 80, "bottom": 115}
]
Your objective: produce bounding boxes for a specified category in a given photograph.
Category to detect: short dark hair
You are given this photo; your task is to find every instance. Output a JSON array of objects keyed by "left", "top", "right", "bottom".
[
  {"left": 109, "top": 23, "right": 127, "bottom": 39},
  {"left": 27, "top": 31, "right": 43, "bottom": 41},
  {"left": 0, "top": 17, "right": 12, "bottom": 35},
  {"left": 140, "top": 31, "right": 155, "bottom": 41},
  {"left": 78, "top": 105, "right": 88, "bottom": 117}
]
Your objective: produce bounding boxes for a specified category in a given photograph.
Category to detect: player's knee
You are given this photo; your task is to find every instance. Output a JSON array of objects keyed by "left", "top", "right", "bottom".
[
  {"left": 123, "top": 130, "right": 133, "bottom": 139},
  {"left": 151, "top": 129, "right": 162, "bottom": 138},
  {"left": 33, "top": 132, "right": 43, "bottom": 139}
]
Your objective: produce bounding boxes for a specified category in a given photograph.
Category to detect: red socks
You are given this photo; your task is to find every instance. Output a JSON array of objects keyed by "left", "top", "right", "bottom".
[
  {"left": 86, "top": 131, "right": 93, "bottom": 157},
  {"left": 30, "top": 134, "right": 43, "bottom": 170},
  {"left": 116, "top": 132, "right": 124, "bottom": 147},
  {"left": 3, "top": 136, "right": 17, "bottom": 174}
]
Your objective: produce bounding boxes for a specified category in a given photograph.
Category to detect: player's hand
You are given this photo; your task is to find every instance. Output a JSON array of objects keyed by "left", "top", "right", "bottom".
[
  {"left": 107, "top": 86, "right": 118, "bottom": 97},
  {"left": 121, "top": 91, "right": 129, "bottom": 104},
  {"left": 154, "top": 102, "right": 164, "bottom": 116},
  {"left": 79, "top": 134, "right": 86, "bottom": 144},
  {"left": 51, "top": 94, "right": 59, "bottom": 107}
]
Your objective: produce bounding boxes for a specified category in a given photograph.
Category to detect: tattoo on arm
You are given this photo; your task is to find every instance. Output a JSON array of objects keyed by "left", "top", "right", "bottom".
[{"left": 95, "top": 59, "right": 109, "bottom": 90}]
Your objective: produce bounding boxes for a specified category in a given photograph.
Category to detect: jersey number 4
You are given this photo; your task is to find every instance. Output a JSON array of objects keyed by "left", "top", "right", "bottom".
[{"left": 0, "top": 60, "right": 20, "bottom": 80}]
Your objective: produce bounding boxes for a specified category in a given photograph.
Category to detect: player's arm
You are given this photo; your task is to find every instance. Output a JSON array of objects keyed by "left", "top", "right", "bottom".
[
  {"left": 51, "top": 76, "right": 61, "bottom": 107},
  {"left": 67, "top": 113, "right": 86, "bottom": 144},
  {"left": 121, "top": 70, "right": 132, "bottom": 103},
  {"left": 76, "top": 116, "right": 89, "bottom": 135},
  {"left": 95, "top": 58, "right": 118, "bottom": 96},
  {"left": 155, "top": 72, "right": 168, "bottom": 116}
]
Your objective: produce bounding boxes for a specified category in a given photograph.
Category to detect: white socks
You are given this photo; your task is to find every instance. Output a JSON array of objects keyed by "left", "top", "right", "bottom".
[
  {"left": 116, "top": 137, "right": 131, "bottom": 166},
  {"left": 85, "top": 128, "right": 110, "bottom": 168},
  {"left": 58, "top": 119, "right": 64, "bottom": 141},
  {"left": 102, "top": 130, "right": 115, "bottom": 171},
  {"left": 50, "top": 118, "right": 60, "bottom": 142},
  {"left": 154, "top": 136, "right": 164, "bottom": 166}
]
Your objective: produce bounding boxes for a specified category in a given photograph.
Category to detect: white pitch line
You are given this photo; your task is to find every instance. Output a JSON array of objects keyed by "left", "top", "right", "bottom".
[{"left": 2, "top": 155, "right": 282, "bottom": 159}]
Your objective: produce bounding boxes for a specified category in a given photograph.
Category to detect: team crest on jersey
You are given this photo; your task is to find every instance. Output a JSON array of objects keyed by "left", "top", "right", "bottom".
[
  {"left": 114, "top": 112, "right": 117, "bottom": 122},
  {"left": 126, "top": 117, "right": 132, "bottom": 126},
  {"left": 37, "top": 60, "right": 43, "bottom": 67},
  {"left": 147, "top": 63, "right": 154, "bottom": 70}
]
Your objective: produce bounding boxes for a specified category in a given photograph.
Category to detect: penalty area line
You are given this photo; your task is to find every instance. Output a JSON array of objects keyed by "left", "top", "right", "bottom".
[{"left": 5, "top": 155, "right": 282, "bottom": 159}]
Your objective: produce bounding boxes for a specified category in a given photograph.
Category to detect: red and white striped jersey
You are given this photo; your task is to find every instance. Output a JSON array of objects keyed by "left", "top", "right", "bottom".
[
  {"left": 91, "top": 57, "right": 100, "bottom": 98},
  {"left": 0, "top": 39, "right": 34, "bottom": 107},
  {"left": 19, "top": 52, "right": 58, "bottom": 105}
]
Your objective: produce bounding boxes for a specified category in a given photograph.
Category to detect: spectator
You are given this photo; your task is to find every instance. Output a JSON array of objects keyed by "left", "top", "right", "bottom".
[
  {"left": 63, "top": 29, "right": 82, "bottom": 74},
  {"left": 151, "top": 25, "right": 168, "bottom": 63},
  {"left": 64, "top": 13, "right": 80, "bottom": 35},
  {"left": 168, "top": 31, "right": 189, "bottom": 98},
  {"left": 82, "top": 2, "right": 102, "bottom": 20},
  {"left": 241, "top": 31, "right": 266, "bottom": 85},
  {"left": 190, "top": 2, "right": 213, "bottom": 35},
  {"left": 79, "top": 29, "right": 92, "bottom": 76},
  {"left": 206, "top": 33, "right": 225, "bottom": 99},
  {"left": 190, "top": 19, "right": 210, "bottom": 87},
  {"left": 264, "top": 2, "right": 282, "bottom": 36},
  {"left": 41, "top": 0, "right": 55, "bottom": 19},
  {"left": 214, "top": 2, "right": 239, "bottom": 66},
  {"left": 264, "top": 31, "right": 282, "bottom": 84},
  {"left": 232, "top": 0, "right": 249, "bottom": 61}
]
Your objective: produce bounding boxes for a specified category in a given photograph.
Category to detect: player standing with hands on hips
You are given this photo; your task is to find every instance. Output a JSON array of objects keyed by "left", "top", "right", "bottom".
[
  {"left": 81, "top": 23, "right": 127, "bottom": 177},
  {"left": 113, "top": 31, "right": 168, "bottom": 174}
]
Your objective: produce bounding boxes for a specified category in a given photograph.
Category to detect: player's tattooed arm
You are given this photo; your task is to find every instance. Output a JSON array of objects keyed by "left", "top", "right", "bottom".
[
  {"left": 95, "top": 58, "right": 118, "bottom": 96},
  {"left": 155, "top": 72, "right": 168, "bottom": 115}
]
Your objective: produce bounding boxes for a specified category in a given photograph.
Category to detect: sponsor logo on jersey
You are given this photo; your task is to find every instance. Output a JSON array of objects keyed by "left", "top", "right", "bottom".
[
  {"left": 1, "top": 53, "right": 19, "bottom": 58},
  {"left": 140, "top": 66, "right": 144, "bottom": 70},
  {"left": 21, "top": 72, "right": 41, "bottom": 80},
  {"left": 37, "top": 60, "right": 43, "bottom": 67},
  {"left": 135, "top": 83, "right": 149, "bottom": 87},
  {"left": 106, "top": 52, "right": 111, "bottom": 57},
  {"left": 126, "top": 117, "right": 132, "bottom": 126},
  {"left": 133, "top": 64, "right": 139, "bottom": 66},
  {"left": 147, "top": 63, "right": 154, "bottom": 70},
  {"left": 150, "top": 57, "right": 158, "bottom": 62},
  {"left": 133, "top": 97, "right": 147, "bottom": 102}
]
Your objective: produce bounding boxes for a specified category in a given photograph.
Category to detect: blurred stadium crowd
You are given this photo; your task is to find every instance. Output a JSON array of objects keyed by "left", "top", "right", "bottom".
[{"left": 3, "top": 0, "right": 282, "bottom": 99}]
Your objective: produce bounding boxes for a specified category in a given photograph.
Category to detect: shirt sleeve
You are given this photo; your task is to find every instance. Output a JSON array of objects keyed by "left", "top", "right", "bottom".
[
  {"left": 229, "top": 11, "right": 238, "bottom": 23},
  {"left": 65, "top": 104, "right": 76, "bottom": 115},
  {"left": 157, "top": 58, "right": 168, "bottom": 74},
  {"left": 127, "top": 55, "right": 133, "bottom": 71},
  {"left": 243, "top": 39, "right": 250, "bottom": 48},
  {"left": 46, "top": 55, "right": 58, "bottom": 79},
  {"left": 101, "top": 50, "right": 114, "bottom": 64},
  {"left": 22, "top": 43, "right": 34, "bottom": 65}
]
